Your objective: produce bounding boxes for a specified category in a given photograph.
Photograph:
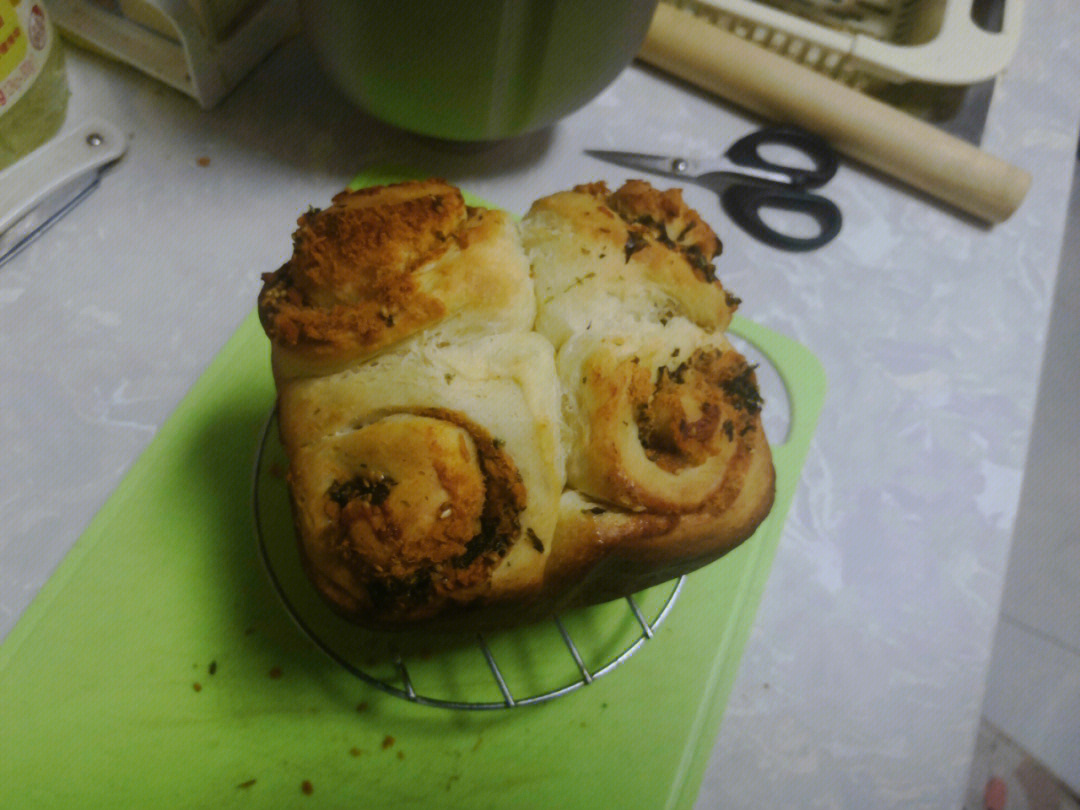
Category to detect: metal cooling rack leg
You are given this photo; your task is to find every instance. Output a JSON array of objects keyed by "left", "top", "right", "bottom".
[
  {"left": 626, "top": 595, "right": 655, "bottom": 638},
  {"left": 477, "top": 635, "right": 516, "bottom": 707},
  {"left": 553, "top": 617, "right": 594, "bottom": 683},
  {"left": 394, "top": 655, "right": 417, "bottom": 699}
]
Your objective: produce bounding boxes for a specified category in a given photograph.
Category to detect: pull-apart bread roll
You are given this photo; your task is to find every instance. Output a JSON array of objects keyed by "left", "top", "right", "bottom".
[
  {"left": 260, "top": 180, "right": 560, "bottom": 628},
  {"left": 279, "top": 333, "right": 564, "bottom": 627},
  {"left": 259, "top": 179, "right": 534, "bottom": 381},
  {"left": 521, "top": 181, "right": 775, "bottom": 608},
  {"left": 258, "top": 177, "right": 774, "bottom": 631},
  {"left": 521, "top": 180, "right": 741, "bottom": 347}
]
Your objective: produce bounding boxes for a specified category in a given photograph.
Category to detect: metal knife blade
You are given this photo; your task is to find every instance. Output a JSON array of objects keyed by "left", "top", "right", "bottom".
[{"left": 0, "top": 118, "right": 127, "bottom": 268}]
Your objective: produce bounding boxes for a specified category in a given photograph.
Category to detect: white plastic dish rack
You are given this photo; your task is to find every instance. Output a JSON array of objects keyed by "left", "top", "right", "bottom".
[{"left": 662, "top": 0, "right": 1024, "bottom": 88}]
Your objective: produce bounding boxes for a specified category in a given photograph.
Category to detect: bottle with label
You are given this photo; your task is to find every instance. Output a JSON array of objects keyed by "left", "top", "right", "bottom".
[{"left": 0, "top": 0, "right": 69, "bottom": 169}]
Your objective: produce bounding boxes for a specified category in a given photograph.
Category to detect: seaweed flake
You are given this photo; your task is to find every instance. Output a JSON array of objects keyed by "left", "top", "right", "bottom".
[{"left": 328, "top": 472, "right": 396, "bottom": 507}]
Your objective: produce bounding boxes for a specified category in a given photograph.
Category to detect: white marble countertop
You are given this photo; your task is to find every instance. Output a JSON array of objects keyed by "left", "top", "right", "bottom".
[{"left": 2, "top": 4, "right": 1078, "bottom": 808}]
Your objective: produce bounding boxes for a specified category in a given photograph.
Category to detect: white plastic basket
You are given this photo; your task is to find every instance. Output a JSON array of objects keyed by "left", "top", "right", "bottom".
[
  {"left": 49, "top": 0, "right": 298, "bottom": 108},
  {"left": 662, "top": 0, "right": 1023, "bottom": 88}
]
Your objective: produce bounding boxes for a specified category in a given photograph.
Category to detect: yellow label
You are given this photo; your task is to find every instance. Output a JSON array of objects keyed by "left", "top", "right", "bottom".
[{"left": 0, "top": 0, "right": 53, "bottom": 112}]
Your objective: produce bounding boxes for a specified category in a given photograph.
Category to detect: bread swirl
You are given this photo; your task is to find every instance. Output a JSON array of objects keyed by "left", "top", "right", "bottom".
[
  {"left": 554, "top": 321, "right": 762, "bottom": 514},
  {"left": 280, "top": 334, "right": 563, "bottom": 626},
  {"left": 258, "top": 178, "right": 775, "bottom": 630}
]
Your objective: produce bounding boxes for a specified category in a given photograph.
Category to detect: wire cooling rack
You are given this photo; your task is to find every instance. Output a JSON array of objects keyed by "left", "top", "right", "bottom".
[{"left": 252, "top": 409, "right": 683, "bottom": 710}]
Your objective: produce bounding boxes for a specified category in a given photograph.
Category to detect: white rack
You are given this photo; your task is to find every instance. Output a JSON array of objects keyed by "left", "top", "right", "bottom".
[{"left": 665, "top": 0, "right": 1023, "bottom": 87}]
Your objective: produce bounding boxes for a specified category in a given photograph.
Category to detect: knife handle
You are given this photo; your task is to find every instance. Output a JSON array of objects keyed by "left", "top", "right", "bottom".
[
  {"left": 639, "top": 4, "right": 1032, "bottom": 224},
  {"left": 0, "top": 119, "right": 127, "bottom": 236}
]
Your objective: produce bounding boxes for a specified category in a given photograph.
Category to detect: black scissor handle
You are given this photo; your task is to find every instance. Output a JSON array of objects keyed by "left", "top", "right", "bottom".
[
  {"left": 726, "top": 125, "right": 838, "bottom": 189},
  {"left": 721, "top": 184, "right": 842, "bottom": 252}
]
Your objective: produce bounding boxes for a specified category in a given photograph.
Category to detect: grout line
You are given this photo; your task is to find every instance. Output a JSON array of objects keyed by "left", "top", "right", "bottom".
[{"left": 998, "top": 612, "right": 1080, "bottom": 659}]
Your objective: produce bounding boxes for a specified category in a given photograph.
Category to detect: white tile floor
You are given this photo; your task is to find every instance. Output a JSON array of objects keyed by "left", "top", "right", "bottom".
[{"left": 965, "top": 145, "right": 1080, "bottom": 806}]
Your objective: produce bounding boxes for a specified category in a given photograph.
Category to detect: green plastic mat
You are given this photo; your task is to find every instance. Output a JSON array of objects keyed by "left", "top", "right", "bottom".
[{"left": 0, "top": 184, "right": 825, "bottom": 810}]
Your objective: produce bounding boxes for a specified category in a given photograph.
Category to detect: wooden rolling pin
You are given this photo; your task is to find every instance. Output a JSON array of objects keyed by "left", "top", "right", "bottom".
[{"left": 639, "top": 3, "right": 1032, "bottom": 223}]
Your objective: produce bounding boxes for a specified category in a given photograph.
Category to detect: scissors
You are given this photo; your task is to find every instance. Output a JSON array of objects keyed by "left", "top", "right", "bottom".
[{"left": 586, "top": 125, "right": 842, "bottom": 252}]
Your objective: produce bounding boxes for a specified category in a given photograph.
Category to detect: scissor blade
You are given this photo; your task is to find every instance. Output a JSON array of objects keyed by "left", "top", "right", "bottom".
[
  {"left": 585, "top": 149, "right": 698, "bottom": 179},
  {"left": 586, "top": 148, "right": 795, "bottom": 189}
]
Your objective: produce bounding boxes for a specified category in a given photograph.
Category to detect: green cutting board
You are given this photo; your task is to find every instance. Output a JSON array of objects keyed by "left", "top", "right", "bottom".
[{"left": 0, "top": 183, "right": 825, "bottom": 810}]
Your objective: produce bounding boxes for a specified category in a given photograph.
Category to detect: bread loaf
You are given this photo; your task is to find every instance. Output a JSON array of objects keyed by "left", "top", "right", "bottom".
[{"left": 258, "top": 178, "right": 774, "bottom": 630}]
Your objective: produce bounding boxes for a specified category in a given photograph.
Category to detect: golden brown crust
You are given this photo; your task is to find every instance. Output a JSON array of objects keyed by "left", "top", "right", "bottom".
[
  {"left": 258, "top": 179, "right": 462, "bottom": 355},
  {"left": 259, "top": 179, "right": 534, "bottom": 379},
  {"left": 521, "top": 182, "right": 740, "bottom": 350},
  {"left": 576, "top": 179, "right": 723, "bottom": 286}
]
